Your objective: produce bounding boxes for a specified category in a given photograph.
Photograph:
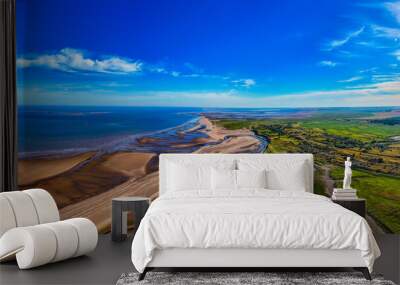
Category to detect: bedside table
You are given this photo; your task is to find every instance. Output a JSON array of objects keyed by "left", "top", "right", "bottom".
[
  {"left": 332, "top": 198, "right": 366, "bottom": 218},
  {"left": 111, "top": 197, "right": 150, "bottom": 242}
]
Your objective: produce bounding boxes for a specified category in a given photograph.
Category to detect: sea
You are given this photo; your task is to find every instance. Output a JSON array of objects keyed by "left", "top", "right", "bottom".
[
  {"left": 18, "top": 106, "right": 204, "bottom": 157},
  {"left": 18, "top": 105, "right": 397, "bottom": 158}
]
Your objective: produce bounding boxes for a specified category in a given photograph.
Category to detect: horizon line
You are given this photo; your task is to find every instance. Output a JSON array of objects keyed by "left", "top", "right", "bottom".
[{"left": 17, "top": 104, "right": 400, "bottom": 109}]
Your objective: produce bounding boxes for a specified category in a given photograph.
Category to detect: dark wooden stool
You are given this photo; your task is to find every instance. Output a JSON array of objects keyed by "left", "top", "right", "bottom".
[{"left": 111, "top": 197, "right": 150, "bottom": 242}]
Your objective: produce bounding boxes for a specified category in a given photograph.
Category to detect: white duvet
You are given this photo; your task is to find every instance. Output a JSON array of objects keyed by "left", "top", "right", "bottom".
[{"left": 131, "top": 190, "right": 380, "bottom": 273}]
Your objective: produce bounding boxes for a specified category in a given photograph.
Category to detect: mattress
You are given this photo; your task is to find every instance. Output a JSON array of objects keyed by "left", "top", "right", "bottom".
[{"left": 131, "top": 190, "right": 380, "bottom": 273}]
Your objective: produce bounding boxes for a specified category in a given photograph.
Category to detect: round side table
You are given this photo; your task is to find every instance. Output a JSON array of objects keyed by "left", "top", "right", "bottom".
[{"left": 111, "top": 197, "right": 150, "bottom": 242}]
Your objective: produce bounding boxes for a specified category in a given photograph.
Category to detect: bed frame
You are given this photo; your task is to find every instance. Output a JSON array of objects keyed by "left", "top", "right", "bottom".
[
  {"left": 139, "top": 154, "right": 372, "bottom": 281},
  {"left": 139, "top": 248, "right": 370, "bottom": 280}
]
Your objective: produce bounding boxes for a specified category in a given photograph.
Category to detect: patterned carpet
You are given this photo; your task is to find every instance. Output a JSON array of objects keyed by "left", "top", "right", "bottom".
[{"left": 117, "top": 271, "right": 395, "bottom": 285}]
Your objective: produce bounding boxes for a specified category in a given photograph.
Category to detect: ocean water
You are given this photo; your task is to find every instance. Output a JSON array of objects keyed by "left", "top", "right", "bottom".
[{"left": 18, "top": 106, "right": 203, "bottom": 156}]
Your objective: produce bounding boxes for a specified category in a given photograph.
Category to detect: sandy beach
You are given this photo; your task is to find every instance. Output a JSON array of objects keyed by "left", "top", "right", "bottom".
[
  {"left": 195, "top": 116, "right": 262, "bottom": 153},
  {"left": 60, "top": 172, "right": 159, "bottom": 233},
  {"left": 18, "top": 152, "right": 96, "bottom": 186},
  {"left": 19, "top": 152, "right": 156, "bottom": 209},
  {"left": 198, "top": 116, "right": 255, "bottom": 141},
  {"left": 19, "top": 116, "right": 264, "bottom": 232}
]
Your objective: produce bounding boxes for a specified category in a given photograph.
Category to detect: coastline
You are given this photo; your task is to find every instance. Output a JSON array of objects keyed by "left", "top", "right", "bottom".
[
  {"left": 195, "top": 116, "right": 263, "bottom": 153},
  {"left": 19, "top": 115, "right": 265, "bottom": 232}
]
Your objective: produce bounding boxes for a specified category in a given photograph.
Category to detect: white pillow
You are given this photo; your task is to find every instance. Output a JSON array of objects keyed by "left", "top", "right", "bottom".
[
  {"left": 238, "top": 159, "right": 307, "bottom": 191},
  {"left": 211, "top": 169, "right": 268, "bottom": 190},
  {"left": 211, "top": 168, "right": 236, "bottom": 190},
  {"left": 266, "top": 166, "right": 306, "bottom": 191},
  {"left": 167, "top": 160, "right": 236, "bottom": 192},
  {"left": 167, "top": 162, "right": 210, "bottom": 191},
  {"left": 237, "top": 169, "right": 267, "bottom": 189}
]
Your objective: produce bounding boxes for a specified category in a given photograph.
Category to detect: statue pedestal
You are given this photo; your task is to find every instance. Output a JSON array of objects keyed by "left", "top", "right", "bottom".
[
  {"left": 332, "top": 198, "right": 366, "bottom": 218},
  {"left": 332, "top": 188, "right": 358, "bottom": 200}
]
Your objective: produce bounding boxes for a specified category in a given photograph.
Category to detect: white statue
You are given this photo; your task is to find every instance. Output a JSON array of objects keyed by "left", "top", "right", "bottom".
[{"left": 343, "top": 157, "right": 352, "bottom": 190}]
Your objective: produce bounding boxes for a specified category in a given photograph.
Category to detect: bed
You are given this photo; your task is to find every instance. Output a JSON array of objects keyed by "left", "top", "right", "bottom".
[{"left": 131, "top": 153, "right": 380, "bottom": 280}]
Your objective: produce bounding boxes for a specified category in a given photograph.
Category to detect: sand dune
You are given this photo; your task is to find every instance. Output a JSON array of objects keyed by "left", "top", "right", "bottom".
[
  {"left": 60, "top": 172, "right": 159, "bottom": 233},
  {"left": 100, "top": 152, "right": 156, "bottom": 177},
  {"left": 18, "top": 152, "right": 96, "bottom": 186},
  {"left": 20, "top": 152, "right": 156, "bottom": 209}
]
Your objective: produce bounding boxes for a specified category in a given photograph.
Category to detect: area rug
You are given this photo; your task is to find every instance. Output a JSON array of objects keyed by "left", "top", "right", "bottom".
[{"left": 116, "top": 271, "right": 395, "bottom": 285}]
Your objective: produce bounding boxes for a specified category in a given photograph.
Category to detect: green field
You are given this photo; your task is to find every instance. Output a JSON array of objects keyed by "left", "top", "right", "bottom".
[
  {"left": 331, "top": 167, "right": 400, "bottom": 233},
  {"left": 216, "top": 115, "right": 400, "bottom": 233},
  {"left": 300, "top": 119, "right": 400, "bottom": 142}
]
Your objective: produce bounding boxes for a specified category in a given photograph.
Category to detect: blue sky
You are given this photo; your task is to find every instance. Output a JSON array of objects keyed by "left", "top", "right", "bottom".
[{"left": 16, "top": 0, "right": 400, "bottom": 107}]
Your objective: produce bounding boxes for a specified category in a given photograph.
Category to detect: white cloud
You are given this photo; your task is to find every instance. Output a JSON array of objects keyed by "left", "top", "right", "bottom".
[
  {"left": 371, "top": 24, "right": 400, "bottom": 39},
  {"left": 152, "top": 67, "right": 167, "bottom": 73},
  {"left": 356, "top": 41, "right": 374, "bottom": 47},
  {"left": 391, "top": 49, "right": 400, "bottom": 60},
  {"left": 326, "top": 26, "right": 365, "bottom": 50},
  {"left": 182, "top": 73, "right": 201, "bottom": 78},
  {"left": 17, "top": 48, "right": 249, "bottom": 86},
  {"left": 232, "top": 78, "right": 256, "bottom": 88},
  {"left": 150, "top": 66, "right": 186, "bottom": 78},
  {"left": 384, "top": 1, "right": 400, "bottom": 23},
  {"left": 243, "top": 79, "right": 256, "bottom": 87},
  {"left": 17, "top": 48, "right": 142, "bottom": 74},
  {"left": 337, "top": 76, "right": 363, "bottom": 83},
  {"left": 171, "top": 71, "right": 181, "bottom": 77},
  {"left": 318, "top": 60, "right": 338, "bottom": 67},
  {"left": 355, "top": 40, "right": 389, "bottom": 49},
  {"left": 341, "top": 79, "right": 400, "bottom": 92},
  {"left": 252, "top": 80, "right": 400, "bottom": 107},
  {"left": 371, "top": 73, "right": 400, "bottom": 82},
  {"left": 359, "top": 67, "right": 378, "bottom": 73},
  {"left": 22, "top": 78, "right": 400, "bottom": 108},
  {"left": 367, "top": 80, "right": 400, "bottom": 92}
]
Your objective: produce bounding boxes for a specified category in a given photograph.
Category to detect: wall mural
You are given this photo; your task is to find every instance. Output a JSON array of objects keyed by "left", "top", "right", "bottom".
[{"left": 17, "top": 0, "right": 400, "bottom": 233}]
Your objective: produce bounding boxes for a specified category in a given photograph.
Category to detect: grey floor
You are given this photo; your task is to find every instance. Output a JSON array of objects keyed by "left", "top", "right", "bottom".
[
  {"left": 1, "top": 234, "right": 399, "bottom": 285},
  {"left": 0, "top": 234, "right": 134, "bottom": 285}
]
